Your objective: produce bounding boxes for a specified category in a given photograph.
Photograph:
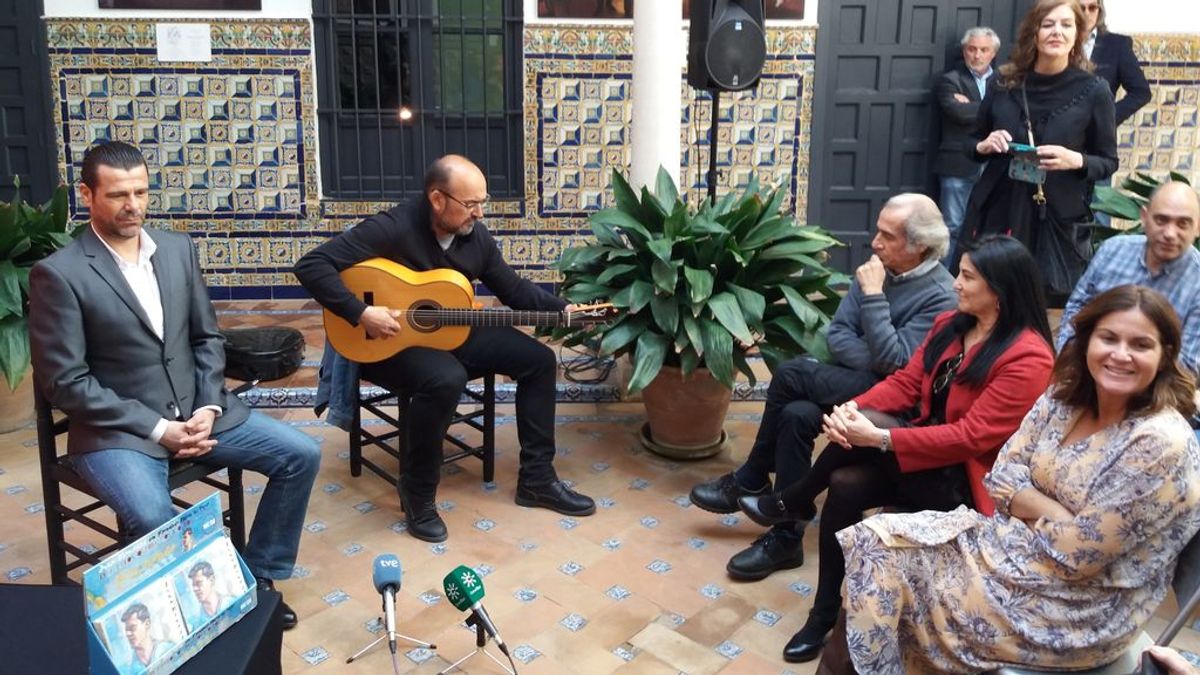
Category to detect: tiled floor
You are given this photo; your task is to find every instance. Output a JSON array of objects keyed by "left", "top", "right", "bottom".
[{"left": 1, "top": 300, "right": 1197, "bottom": 674}]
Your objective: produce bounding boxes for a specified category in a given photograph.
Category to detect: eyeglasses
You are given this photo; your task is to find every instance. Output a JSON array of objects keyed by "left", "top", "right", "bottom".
[
  {"left": 932, "top": 351, "right": 965, "bottom": 394},
  {"left": 437, "top": 189, "right": 490, "bottom": 212},
  {"left": 1081, "top": 3, "right": 1101, "bottom": 13}
]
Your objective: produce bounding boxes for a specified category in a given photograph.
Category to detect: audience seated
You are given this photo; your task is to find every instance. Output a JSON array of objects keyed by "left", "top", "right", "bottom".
[
  {"left": 739, "top": 235, "right": 1054, "bottom": 663},
  {"left": 688, "top": 193, "right": 956, "bottom": 581},
  {"left": 816, "top": 285, "right": 1200, "bottom": 674}
]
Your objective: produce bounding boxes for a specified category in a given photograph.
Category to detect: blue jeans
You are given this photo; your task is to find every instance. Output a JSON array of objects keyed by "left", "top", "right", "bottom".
[
  {"left": 939, "top": 172, "right": 980, "bottom": 261},
  {"left": 72, "top": 411, "right": 321, "bottom": 580}
]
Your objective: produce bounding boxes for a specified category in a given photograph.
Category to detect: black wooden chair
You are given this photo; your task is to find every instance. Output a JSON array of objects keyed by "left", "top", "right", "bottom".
[
  {"left": 36, "top": 388, "right": 249, "bottom": 585},
  {"left": 349, "top": 373, "right": 496, "bottom": 487}
]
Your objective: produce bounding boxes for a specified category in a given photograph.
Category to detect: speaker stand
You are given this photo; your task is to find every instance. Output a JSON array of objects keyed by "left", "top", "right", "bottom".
[
  {"left": 437, "top": 615, "right": 516, "bottom": 675},
  {"left": 706, "top": 89, "right": 721, "bottom": 204}
]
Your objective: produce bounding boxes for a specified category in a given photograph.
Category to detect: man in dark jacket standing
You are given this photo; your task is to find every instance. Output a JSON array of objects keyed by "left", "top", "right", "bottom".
[
  {"left": 295, "top": 155, "right": 595, "bottom": 543},
  {"left": 1082, "top": 0, "right": 1150, "bottom": 128},
  {"left": 934, "top": 27, "right": 999, "bottom": 260}
]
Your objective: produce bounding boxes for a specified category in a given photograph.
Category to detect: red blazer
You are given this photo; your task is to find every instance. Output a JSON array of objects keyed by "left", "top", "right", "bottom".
[{"left": 853, "top": 311, "right": 1054, "bottom": 515}]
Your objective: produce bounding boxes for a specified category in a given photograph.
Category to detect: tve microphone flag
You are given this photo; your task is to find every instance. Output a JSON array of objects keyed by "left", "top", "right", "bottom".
[{"left": 372, "top": 554, "right": 402, "bottom": 653}]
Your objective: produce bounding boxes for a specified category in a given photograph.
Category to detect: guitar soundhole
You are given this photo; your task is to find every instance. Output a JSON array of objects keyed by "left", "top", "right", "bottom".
[{"left": 408, "top": 302, "right": 441, "bottom": 333}]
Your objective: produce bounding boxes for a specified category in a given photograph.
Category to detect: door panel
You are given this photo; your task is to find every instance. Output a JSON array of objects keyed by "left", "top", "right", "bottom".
[
  {"left": 0, "top": 1, "right": 55, "bottom": 204},
  {"left": 809, "top": 0, "right": 1031, "bottom": 273}
]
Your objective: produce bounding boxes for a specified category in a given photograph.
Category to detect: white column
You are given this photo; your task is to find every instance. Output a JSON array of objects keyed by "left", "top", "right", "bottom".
[{"left": 630, "top": 0, "right": 683, "bottom": 192}]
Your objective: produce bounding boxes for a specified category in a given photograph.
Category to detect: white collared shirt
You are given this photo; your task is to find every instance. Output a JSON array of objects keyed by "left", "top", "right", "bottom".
[
  {"left": 1085, "top": 29, "right": 1097, "bottom": 60},
  {"left": 971, "top": 66, "right": 993, "bottom": 100},
  {"left": 92, "top": 223, "right": 164, "bottom": 339}
]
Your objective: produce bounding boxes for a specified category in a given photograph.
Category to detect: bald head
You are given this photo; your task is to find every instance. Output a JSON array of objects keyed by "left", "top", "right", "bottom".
[
  {"left": 1142, "top": 181, "right": 1200, "bottom": 271},
  {"left": 425, "top": 155, "right": 488, "bottom": 238}
]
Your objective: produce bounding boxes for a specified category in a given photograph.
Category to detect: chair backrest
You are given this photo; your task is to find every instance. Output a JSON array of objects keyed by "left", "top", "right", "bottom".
[{"left": 1158, "top": 529, "right": 1200, "bottom": 645}]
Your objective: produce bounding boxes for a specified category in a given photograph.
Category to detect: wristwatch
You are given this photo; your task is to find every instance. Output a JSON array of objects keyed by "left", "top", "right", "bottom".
[{"left": 879, "top": 430, "right": 892, "bottom": 453}]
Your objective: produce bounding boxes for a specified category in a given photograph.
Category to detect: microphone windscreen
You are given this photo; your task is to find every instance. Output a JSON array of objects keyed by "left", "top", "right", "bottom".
[
  {"left": 442, "top": 564, "right": 486, "bottom": 611},
  {"left": 372, "top": 553, "right": 403, "bottom": 593}
]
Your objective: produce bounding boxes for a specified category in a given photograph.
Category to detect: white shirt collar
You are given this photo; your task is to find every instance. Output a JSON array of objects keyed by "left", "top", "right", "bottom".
[{"left": 91, "top": 223, "right": 156, "bottom": 268}]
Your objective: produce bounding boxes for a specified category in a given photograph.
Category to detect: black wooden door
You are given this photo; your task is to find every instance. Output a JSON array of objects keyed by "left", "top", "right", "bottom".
[
  {"left": 808, "top": 0, "right": 1032, "bottom": 272},
  {"left": 0, "top": 0, "right": 57, "bottom": 204}
]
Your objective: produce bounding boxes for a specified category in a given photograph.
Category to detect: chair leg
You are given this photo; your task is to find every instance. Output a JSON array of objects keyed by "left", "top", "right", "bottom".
[
  {"left": 227, "top": 468, "right": 247, "bottom": 552},
  {"left": 349, "top": 388, "right": 363, "bottom": 478},
  {"left": 41, "top": 478, "right": 69, "bottom": 585},
  {"left": 482, "top": 373, "right": 496, "bottom": 483}
]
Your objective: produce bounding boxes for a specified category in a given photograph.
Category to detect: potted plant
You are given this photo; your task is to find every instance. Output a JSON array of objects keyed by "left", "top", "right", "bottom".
[
  {"left": 0, "top": 181, "right": 80, "bottom": 432},
  {"left": 547, "top": 168, "right": 845, "bottom": 458}
]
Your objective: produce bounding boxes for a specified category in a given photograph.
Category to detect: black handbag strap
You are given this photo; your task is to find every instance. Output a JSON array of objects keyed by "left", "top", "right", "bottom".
[{"left": 1019, "top": 85, "right": 1048, "bottom": 208}]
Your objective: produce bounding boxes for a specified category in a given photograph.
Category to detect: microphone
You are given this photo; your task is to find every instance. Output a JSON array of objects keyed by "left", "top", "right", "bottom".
[
  {"left": 442, "top": 565, "right": 509, "bottom": 656},
  {"left": 372, "top": 554, "right": 403, "bottom": 654}
]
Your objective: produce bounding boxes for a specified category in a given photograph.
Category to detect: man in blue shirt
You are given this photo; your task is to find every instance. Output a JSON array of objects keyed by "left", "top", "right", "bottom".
[{"left": 1057, "top": 181, "right": 1200, "bottom": 374}]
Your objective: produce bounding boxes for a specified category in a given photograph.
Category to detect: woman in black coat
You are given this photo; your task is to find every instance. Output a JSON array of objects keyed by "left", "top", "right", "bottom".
[{"left": 956, "top": 0, "right": 1118, "bottom": 304}]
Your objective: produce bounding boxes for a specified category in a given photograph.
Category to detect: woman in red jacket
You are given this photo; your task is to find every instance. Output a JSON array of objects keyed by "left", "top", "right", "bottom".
[{"left": 739, "top": 235, "right": 1055, "bottom": 664}]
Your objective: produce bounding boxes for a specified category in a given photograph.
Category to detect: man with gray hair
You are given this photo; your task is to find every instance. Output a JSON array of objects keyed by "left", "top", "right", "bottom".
[
  {"left": 935, "top": 26, "right": 999, "bottom": 260},
  {"left": 689, "top": 193, "right": 957, "bottom": 582}
]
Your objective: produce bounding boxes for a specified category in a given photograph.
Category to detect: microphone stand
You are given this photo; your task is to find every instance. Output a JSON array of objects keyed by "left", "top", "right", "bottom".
[
  {"left": 346, "top": 599, "right": 437, "bottom": 670},
  {"left": 437, "top": 615, "right": 516, "bottom": 675}
]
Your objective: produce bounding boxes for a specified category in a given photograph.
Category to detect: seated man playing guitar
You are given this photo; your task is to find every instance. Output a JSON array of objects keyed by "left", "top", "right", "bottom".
[{"left": 295, "top": 155, "right": 595, "bottom": 542}]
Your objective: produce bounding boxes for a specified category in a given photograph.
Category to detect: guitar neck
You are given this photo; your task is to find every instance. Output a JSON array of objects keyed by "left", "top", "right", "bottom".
[{"left": 402, "top": 308, "right": 566, "bottom": 327}]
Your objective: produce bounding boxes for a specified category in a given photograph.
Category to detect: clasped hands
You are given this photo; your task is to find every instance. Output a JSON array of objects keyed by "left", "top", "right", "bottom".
[
  {"left": 161, "top": 408, "right": 218, "bottom": 458},
  {"left": 976, "top": 129, "right": 1084, "bottom": 170},
  {"left": 822, "top": 401, "right": 882, "bottom": 449}
]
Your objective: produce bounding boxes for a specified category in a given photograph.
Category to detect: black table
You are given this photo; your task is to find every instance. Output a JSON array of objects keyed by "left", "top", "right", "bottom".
[{"left": 0, "top": 583, "right": 283, "bottom": 674}]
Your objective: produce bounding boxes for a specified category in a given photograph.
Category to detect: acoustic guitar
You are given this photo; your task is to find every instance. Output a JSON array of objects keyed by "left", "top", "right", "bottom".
[{"left": 324, "top": 258, "right": 615, "bottom": 363}]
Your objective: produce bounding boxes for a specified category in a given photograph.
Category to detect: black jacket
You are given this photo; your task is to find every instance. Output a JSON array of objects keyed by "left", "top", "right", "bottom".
[
  {"left": 294, "top": 197, "right": 566, "bottom": 325},
  {"left": 1092, "top": 32, "right": 1151, "bottom": 127},
  {"left": 935, "top": 63, "right": 992, "bottom": 177}
]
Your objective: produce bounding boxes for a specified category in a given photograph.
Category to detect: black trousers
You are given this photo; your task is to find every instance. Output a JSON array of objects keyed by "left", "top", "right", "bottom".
[
  {"left": 739, "top": 358, "right": 880, "bottom": 490},
  {"left": 781, "top": 415, "right": 973, "bottom": 623},
  {"left": 362, "top": 326, "right": 559, "bottom": 497}
]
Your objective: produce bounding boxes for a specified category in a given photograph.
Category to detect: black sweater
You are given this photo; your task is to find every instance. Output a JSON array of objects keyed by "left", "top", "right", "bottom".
[{"left": 294, "top": 197, "right": 566, "bottom": 325}]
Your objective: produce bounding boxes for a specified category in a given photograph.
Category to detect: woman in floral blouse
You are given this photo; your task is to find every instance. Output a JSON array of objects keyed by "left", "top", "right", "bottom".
[{"left": 816, "top": 284, "right": 1200, "bottom": 674}]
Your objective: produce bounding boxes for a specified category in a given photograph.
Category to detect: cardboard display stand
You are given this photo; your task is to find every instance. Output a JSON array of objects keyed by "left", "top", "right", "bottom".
[{"left": 83, "top": 493, "right": 257, "bottom": 675}]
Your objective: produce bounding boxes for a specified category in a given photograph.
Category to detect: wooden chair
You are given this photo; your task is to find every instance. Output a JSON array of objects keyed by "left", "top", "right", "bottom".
[
  {"left": 349, "top": 373, "right": 496, "bottom": 487},
  {"left": 36, "top": 388, "right": 248, "bottom": 585}
]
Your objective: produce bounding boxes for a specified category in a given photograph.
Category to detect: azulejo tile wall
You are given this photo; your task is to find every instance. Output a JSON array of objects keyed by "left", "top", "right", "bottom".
[
  {"left": 46, "top": 18, "right": 318, "bottom": 298},
  {"left": 45, "top": 20, "right": 1194, "bottom": 299},
  {"left": 1125, "top": 34, "right": 1200, "bottom": 187}
]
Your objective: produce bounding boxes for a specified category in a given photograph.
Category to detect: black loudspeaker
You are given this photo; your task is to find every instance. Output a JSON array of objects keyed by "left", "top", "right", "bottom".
[{"left": 687, "top": 0, "right": 767, "bottom": 91}]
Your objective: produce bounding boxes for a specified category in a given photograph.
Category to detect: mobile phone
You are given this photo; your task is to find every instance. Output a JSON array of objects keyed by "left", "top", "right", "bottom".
[{"left": 1009, "top": 142, "right": 1037, "bottom": 153}]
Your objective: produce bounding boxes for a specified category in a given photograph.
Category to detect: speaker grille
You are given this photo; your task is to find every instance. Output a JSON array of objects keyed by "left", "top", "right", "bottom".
[{"left": 705, "top": 4, "right": 766, "bottom": 91}]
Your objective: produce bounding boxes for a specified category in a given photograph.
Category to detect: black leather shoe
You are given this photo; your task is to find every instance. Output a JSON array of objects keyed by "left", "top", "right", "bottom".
[
  {"left": 399, "top": 489, "right": 448, "bottom": 543},
  {"left": 515, "top": 480, "right": 596, "bottom": 516},
  {"left": 738, "top": 493, "right": 814, "bottom": 527},
  {"left": 726, "top": 528, "right": 804, "bottom": 581},
  {"left": 256, "top": 578, "right": 298, "bottom": 630},
  {"left": 783, "top": 613, "right": 836, "bottom": 663},
  {"left": 689, "top": 472, "right": 770, "bottom": 514}
]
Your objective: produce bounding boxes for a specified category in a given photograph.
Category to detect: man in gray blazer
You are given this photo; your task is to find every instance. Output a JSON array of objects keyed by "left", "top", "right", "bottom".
[
  {"left": 28, "top": 141, "right": 320, "bottom": 629},
  {"left": 935, "top": 27, "right": 999, "bottom": 260}
]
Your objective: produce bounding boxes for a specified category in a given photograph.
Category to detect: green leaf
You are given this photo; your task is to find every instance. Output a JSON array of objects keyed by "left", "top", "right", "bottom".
[
  {"left": 733, "top": 349, "right": 756, "bottom": 387},
  {"left": 0, "top": 314, "right": 29, "bottom": 391},
  {"left": 706, "top": 292, "right": 754, "bottom": 345},
  {"left": 796, "top": 328, "right": 833, "bottom": 362},
  {"left": 611, "top": 169, "right": 642, "bottom": 219},
  {"left": 738, "top": 216, "right": 792, "bottom": 250},
  {"left": 679, "top": 348, "right": 701, "bottom": 377},
  {"left": 682, "top": 266, "right": 713, "bottom": 305},
  {"left": 726, "top": 282, "right": 766, "bottom": 325},
  {"left": 594, "top": 263, "right": 639, "bottom": 285},
  {"left": 780, "top": 286, "right": 825, "bottom": 327},
  {"left": 591, "top": 219, "right": 626, "bottom": 248},
  {"left": 681, "top": 313, "right": 704, "bottom": 360},
  {"left": 650, "top": 293, "right": 679, "bottom": 335},
  {"left": 627, "top": 332, "right": 670, "bottom": 395},
  {"left": 589, "top": 208, "right": 653, "bottom": 244},
  {"left": 698, "top": 318, "right": 735, "bottom": 388},
  {"left": 598, "top": 315, "right": 648, "bottom": 357},
  {"left": 653, "top": 167, "right": 679, "bottom": 214},
  {"left": 0, "top": 260, "right": 23, "bottom": 320},
  {"left": 627, "top": 279, "right": 655, "bottom": 313},
  {"left": 561, "top": 282, "right": 612, "bottom": 304},
  {"left": 646, "top": 238, "right": 673, "bottom": 265},
  {"left": 556, "top": 245, "right": 607, "bottom": 271},
  {"left": 651, "top": 259, "right": 677, "bottom": 294}
]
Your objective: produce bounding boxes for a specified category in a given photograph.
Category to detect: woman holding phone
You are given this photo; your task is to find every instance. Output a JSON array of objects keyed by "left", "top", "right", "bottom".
[{"left": 956, "top": 0, "right": 1118, "bottom": 305}]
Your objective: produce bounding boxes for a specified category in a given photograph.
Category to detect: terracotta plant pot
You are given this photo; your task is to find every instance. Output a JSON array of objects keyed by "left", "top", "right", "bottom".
[
  {"left": 639, "top": 366, "right": 732, "bottom": 459},
  {"left": 0, "top": 375, "right": 35, "bottom": 434}
]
